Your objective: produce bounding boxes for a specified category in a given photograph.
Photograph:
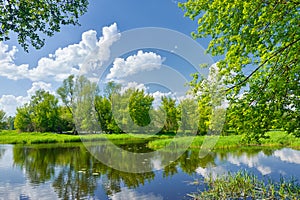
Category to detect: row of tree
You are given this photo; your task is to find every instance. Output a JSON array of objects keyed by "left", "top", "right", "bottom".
[{"left": 8, "top": 75, "right": 203, "bottom": 135}]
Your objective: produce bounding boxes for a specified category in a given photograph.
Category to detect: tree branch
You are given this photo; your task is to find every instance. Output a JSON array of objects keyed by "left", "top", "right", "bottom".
[{"left": 226, "top": 37, "right": 300, "bottom": 92}]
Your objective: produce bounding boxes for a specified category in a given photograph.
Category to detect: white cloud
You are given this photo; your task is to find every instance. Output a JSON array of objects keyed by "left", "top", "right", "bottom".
[
  {"left": 0, "top": 43, "right": 30, "bottom": 80},
  {"left": 196, "top": 165, "right": 227, "bottom": 179},
  {"left": 225, "top": 152, "right": 272, "bottom": 175},
  {"left": 274, "top": 148, "right": 300, "bottom": 164},
  {"left": 0, "top": 81, "right": 54, "bottom": 116},
  {"left": 0, "top": 23, "right": 120, "bottom": 82},
  {"left": 110, "top": 188, "right": 163, "bottom": 200},
  {"left": 120, "top": 82, "right": 148, "bottom": 94},
  {"left": 106, "top": 50, "right": 164, "bottom": 80}
]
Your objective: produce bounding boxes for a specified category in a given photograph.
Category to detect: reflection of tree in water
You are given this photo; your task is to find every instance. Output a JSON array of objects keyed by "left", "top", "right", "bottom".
[
  {"left": 0, "top": 147, "right": 6, "bottom": 160},
  {"left": 216, "top": 147, "right": 276, "bottom": 161},
  {"left": 162, "top": 149, "right": 216, "bottom": 177},
  {"left": 12, "top": 143, "right": 155, "bottom": 198},
  {"left": 12, "top": 142, "right": 239, "bottom": 198},
  {"left": 52, "top": 166, "right": 97, "bottom": 200}
]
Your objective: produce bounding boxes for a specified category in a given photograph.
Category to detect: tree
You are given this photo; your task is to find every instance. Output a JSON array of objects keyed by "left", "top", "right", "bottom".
[
  {"left": 0, "top": 109, "right": 6, "bottom": 130},
  {"left": 129, "top": 90, "right": 154, "bottom": 128},
  {"left": 14, "top": 90, "right": 61, "bottom": 132},
  {"left": 72, "top": 75, "right": 98, "bottom": 133},
  {"left": 0, "top": 0, "right": 89, "bottom": 51},
  {"left": 57, "top": 75, "right": 77, "bottom": 133},
  {"left": 180, "top": 1, "right": 300, "bottom": 140},
  {"left": 160, "top": 96, "right": 179, "bottom": 133},
  {"left": 30, "top": 90, "right": 60, "bottom": 132},
  {"left": 14, "top": 104, "right": 33, "bottom": 132},
  {"left": 94, "top": 95, "right": 112, "bottom": 133}
]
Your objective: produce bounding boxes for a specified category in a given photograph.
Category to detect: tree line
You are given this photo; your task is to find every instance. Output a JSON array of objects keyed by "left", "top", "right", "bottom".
[{"left": 3, "top": 75, "right": 199, "bottom": 135}]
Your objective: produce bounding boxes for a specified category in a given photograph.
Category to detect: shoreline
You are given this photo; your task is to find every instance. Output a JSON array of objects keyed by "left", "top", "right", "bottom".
[{"left": 0, "top": 130, "right": 299, "bottom": 150}]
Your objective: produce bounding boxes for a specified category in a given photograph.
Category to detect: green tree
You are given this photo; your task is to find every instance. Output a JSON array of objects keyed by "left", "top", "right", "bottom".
[
  {"left": 6, "top": 116, "right": 15, "bottom": 130},
  {"left": 0, "top": 109, "right": 6, "bottom": 130},
  {"left": 57, "top": 75, "right": 77, "bottom": 133},
  {"left": 0, "top": 0, "right": 89, "bottom": 51},
  {"left": 180, "top": 1, "right": 300, "bottom": 140},
  {"left": 129, "top": 90, "right": 154, "bottom": 128},
  {"left": 73, "top": 75, "right": 98, "bottom": 133},
  {"left": 94, "top": 95, "right": 112, "bottom": 133},
  {"left": 30, "top": 90, "right": 60, "bottom": 132},
  {"left": 14, "top": 103, "right": 33, "bottom": 132},
  {"left": 160, "top": 96, "right": 179, "bottom": 133}
]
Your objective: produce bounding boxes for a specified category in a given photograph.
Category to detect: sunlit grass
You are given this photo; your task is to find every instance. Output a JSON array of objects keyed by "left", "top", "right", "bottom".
[
  {"left": 148, "top": 131, "right": 300, "bottom": 150},
  {"left": 0, "top": 130, "right": 164, "bottom": 144}
]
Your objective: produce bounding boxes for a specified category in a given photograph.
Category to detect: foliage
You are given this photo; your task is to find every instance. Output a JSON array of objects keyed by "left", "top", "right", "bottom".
[
  {"left": 180, "top": 1, "right": 300, "bottom": 140},
  {"left": 14, "top": 90, "right": 60, "bottom": 132},
  {"left": 0, "top": 0, "right": 89, "bottom": 51},
  {"left": 57, "top": 75, "right": 77, "bottom": 133},
  {"left": 129, "top": 90, "right": 154, "bottom": 128},
  {"left": 160, "top": 96, "right": 179, "bottom": 133},
  {"left": 72, "top": 75, "right": 98, "bottom": 133},
  {"left": 31, "top": 90, "right": 60, "bottom": 132},
  {"left": 94, "top": 95, "right": 113, "bottom": 133},
  {"left": 14, "top": 104, "right": 33, "bottom": 132},
  {"left": 148, "top": 131, "right": 300, "bottom": 150},
  {"left": 0, "top": 109, "right": 6, "bottom": 130},
  {"left": 189, "top": 171, "right": 300, "bottom": 199}
]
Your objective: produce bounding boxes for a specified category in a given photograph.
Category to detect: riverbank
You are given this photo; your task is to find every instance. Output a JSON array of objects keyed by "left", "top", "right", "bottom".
[
  {"left": 0, "top": 130, "right": 163, "bottom": 144},
  {"left": 147, "top": 131, "right": 300, "bottom": 150},
  {"left": 0, "top": 130, "right": 299, "bottom": 150}
]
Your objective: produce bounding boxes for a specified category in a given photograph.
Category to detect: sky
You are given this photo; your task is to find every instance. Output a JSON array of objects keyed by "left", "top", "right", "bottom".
[{"left": 0, "top": 0, "right": 215, "bottom": 116}]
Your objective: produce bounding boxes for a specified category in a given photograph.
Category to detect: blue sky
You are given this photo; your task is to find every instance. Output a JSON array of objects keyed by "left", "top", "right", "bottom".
[{"left": 0, "top": 0, "right": 214, "bottom": 116}]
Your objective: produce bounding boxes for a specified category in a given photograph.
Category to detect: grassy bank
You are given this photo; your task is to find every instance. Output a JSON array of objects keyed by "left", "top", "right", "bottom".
[
  {"left": 1, "top": 130, "right": 300, "bottom": 149},
  {"left": 0, "top": 130, "right": 162, "bottom": 144},
  {"left": 147, "top": 131, "right": 300, "bottom": 150},
  {"left": 188, "top": 170, "right": 300, "bottom": 199}
]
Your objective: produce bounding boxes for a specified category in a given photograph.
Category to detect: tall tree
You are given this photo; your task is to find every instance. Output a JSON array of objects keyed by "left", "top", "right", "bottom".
[
  {"left": 160, "top": 96, "right": 179, "bottom": 133},
  {"left": 0, "top": 0, "right": 89, "bottom": 51},
  {"left": 73, "top": 75, "right": 98, "bottom": 133},
  {"left": 14, "top": 103, "right": 33, "bottom": 132},
  {"left": 30, "top": 90, "right": 60, "bottom": 132},
  {"left": 57, "top": 75, "right": 77, "bottom": 133},
  {"left": 180, "top": 1, "right": 300, "bottom": 139},
  {"left": 0, "top": 109, "right": 6, "bottom": 130},
  {"left": 94, "top": 95, "right": 112, "bottom": 133}
]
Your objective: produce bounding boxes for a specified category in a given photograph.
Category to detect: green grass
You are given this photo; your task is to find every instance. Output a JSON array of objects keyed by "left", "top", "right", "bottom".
[
  {"left": 188, "top": 170, "right": 300, "bottom": 199},
  {"left": 1, "top": 130, "right": 300, "bottom": 149},
  {"left": 0, "top": 130, "right": 163, "bottom": 144},
  {"left": 147, "top": 131, "right": 300, "bottom": 150}
]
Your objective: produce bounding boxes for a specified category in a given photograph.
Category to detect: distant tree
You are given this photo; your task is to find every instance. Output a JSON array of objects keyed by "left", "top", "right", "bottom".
[
  {"left": 30, "top": 90, "right": 60, "bottom": 132},
  {"left": 129, "top": 90, "right": 154, "bottom": 128},
  {"left": 57, "top": 75, "right": 77, "bottom": 133},
  {"left": 73, "top": 75, "right": 98, "bottom": 133},
  {"left": 0, "top": 0, "right": 89, "bottom": 51},
  {"left": 160, "top": 96, "right": 179, "bottom": 133},
  {"left": 178, "top": 98, "right": 198, "bottom": 134},
  {"left": 0, "top": 109, "right": 6, "bottom": 130},
  {"left": 14, "top": 104, "right": 33, "bottom": 132},
  {"left": 6, "top": 116, "right": 15, "bottom": 130},
  {"left": 94, "top": 95, "right": 112, "bottom": 133}
]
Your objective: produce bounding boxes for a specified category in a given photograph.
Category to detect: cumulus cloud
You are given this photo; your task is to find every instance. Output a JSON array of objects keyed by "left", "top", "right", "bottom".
[
  {"left": 274, "top": 148, "right": 300, "bottom": 164},
  {"left": 0, "top": 81, "right": 54, "bottom": 116},
  {"left": 120, "top": 81, "right": 148, "bottom": 94},
  {"left": 0, "top": 23, "right": 120, "bottom": 82},
  {"left": 0, "top": 43, "right": 30, "bottom": 80},
  {"left": 106, "top": 50, "right": 164, "bottom": 80},
  {"left": 225, "top": 152, "right": 272, "bottom": 175},
  {"left": 110, "top": 188, "right": 163, "bottom": 200}
]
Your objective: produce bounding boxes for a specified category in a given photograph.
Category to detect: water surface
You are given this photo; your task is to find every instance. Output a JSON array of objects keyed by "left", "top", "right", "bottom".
[{"left": 0, "top": 143, "right": 299, "bottom": 199}]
